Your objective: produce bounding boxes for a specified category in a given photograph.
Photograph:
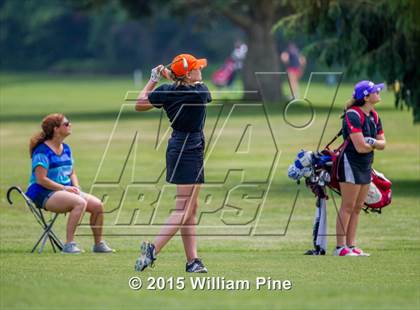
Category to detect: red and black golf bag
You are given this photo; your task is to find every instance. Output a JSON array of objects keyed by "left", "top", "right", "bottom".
[{"left": 211, "top": 57, "right": 236, "bottom": 87}]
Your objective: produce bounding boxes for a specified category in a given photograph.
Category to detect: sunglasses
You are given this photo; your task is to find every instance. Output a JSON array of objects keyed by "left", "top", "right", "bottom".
[{"left": 62, "top": 121, "right": 71, "bottom": 127}]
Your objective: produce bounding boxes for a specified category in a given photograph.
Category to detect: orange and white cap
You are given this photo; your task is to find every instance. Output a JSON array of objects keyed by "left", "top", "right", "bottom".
[{"left": 170, "top": 54, "right": 207, "bottom": 77}]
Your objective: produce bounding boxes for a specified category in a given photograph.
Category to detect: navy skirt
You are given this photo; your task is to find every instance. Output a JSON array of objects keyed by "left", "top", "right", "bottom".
[
  {"left": 166, "top": 130, "right": 205, "bottom": 184},
  {"left": 337, "top": 152, "right": 372, "bottom": 185}
]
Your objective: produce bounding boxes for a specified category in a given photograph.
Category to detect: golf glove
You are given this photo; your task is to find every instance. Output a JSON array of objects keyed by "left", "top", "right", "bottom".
[
  {"left": 364, "top": 137, "right": 376, "bottom": 146},
  {"left": 150, "top": 66, "right": 162, "bottom": 83}
]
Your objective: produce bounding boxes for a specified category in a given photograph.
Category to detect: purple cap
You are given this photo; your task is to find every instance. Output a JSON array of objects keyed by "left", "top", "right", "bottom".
[{"left": 352, "top": 80, "right": 384, "bottom": 100}]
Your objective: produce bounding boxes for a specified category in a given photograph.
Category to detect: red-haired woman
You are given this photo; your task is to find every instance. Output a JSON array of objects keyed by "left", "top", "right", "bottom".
[{"left": 25, "top": 114, "right": 113, "bottom": 254}]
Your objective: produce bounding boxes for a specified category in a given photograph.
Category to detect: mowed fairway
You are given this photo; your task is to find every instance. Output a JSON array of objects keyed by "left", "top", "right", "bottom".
[{"left": 0, "top": 73, "right": 419, "bottom": 309}]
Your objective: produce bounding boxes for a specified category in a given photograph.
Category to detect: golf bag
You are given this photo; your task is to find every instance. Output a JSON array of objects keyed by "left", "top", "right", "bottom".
[
  {"left": 212, "top": 57, "right": 236, "bottom": 87},
  {"left": 325, "top": 142, "right": 392, "bottom": 212},
  {"left": 304, "top": 180, "right": 328, "bottom": 255},
  {"left": 288, "top": 111, "right": 392, "bottom": 254}
]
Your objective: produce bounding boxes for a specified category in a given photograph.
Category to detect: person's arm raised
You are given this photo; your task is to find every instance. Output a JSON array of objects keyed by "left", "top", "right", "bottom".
[
  {"left": 135, "top": 65, "right": 171, "bottom": 112},
  {"left": 135, "top": 79, "right": 157, "bottom": 111}
]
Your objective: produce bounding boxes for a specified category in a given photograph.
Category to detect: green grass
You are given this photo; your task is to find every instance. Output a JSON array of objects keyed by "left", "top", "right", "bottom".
[{"left": 1, "top": 72, "right": 419, "bottom": 309}]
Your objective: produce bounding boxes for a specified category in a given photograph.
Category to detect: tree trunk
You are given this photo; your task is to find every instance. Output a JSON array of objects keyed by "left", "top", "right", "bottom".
[
  {"left": 219, "top": 0, "right": 287, "bottom": 102},
  {"left": 242, "top": 23, "right": 284, "bottom": 102}
]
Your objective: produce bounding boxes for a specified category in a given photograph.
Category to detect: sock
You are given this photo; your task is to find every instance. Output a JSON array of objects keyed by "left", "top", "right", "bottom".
[{"left": 188, "top": 258, "right": 199, "bottom": 264}]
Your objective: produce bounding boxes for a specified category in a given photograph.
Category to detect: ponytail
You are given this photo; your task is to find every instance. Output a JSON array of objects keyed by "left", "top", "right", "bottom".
[
  {"left": 29, "top": 131, "right": 47, "bottom": 156},
  {"left": 168, "top": 69, "right": 193, "bottom": 88},
  {"left": 344, "top": 97, "right": 366, "bottom": 111},
  {"left": 172, "top": 74, "right": 188, "bottom": 88},
  {"left": 344, "top": 98, "right": 355, "bottom": 110},
  {"left": 29, "top": 113, "right": 64, "bottom": 156}
]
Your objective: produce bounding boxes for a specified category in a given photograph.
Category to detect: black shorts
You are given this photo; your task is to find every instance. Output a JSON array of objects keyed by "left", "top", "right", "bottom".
[
  {"left": 166, "top": 130, "right": 205, "bottom": 184},
  {"left": 337, "top": 152, "right": 372, "bottom": 185}
]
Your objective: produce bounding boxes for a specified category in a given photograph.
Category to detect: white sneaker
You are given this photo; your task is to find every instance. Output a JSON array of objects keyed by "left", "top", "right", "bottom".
[
  {"left": 92, "top": 240, "right": 114, "bottom": 253},
  {"left": 350, "top": 246, "right": 370, "bottom": 256},
  {"left": 333, "top": 246, "right": 358, "bottom": 256},
  {"left": 62, "top": 242, "right": 81, "bottom": 254}
]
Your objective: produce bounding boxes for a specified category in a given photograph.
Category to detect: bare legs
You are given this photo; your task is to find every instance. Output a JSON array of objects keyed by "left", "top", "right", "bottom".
[
  {"left": 153, "top": 184, "right": 200, "bottom": 261},
  {"left": 347, "top": 184, "right": 369, "bottom": 246},
  {"left": 336, "top": 182, "right": 370, "bottom": 247},
  {"left": 45, "top": 191, "right": 104, "bottom": 244},
  {"left": 180, "top": 205, "right": 198, "bottom": 261},
  {"left": 288, "top": 71, "right": 300, "bottom": 98}
]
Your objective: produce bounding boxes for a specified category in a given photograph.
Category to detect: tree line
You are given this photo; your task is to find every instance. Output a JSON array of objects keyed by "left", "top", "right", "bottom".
[{"left": 1, "top": 0, "right": 418, "bottom": 121}]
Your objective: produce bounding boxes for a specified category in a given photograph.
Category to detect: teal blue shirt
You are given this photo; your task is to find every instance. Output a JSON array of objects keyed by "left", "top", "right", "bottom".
[{"left": 29, "top": 143, "right": 74, "bottom": 187}]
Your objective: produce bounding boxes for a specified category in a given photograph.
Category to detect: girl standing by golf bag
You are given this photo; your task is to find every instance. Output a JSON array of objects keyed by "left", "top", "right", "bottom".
[
  {"left": 334, "top": 81, "right": 386, "bottom": 256},
  {"left": 134, "top": 54, "right": 211, "bottom": 272}
]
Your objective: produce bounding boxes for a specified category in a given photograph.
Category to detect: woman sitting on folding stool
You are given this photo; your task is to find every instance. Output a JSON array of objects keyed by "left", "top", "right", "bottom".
[{"left": 25, "top": 113, "right": 113, "bottom": 254}]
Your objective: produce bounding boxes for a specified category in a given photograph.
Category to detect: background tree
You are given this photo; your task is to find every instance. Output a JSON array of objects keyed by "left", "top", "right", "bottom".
[
  {"left": 275, "top": 0, "right": 420, "bottom": 122},
  {"left": 115, "top": 0, "right": 293, "bottom": 101},
  {"left": 0, "top": 0, "right": 91, "bottom": 70},
  {"left": 0, "top": 0, "right": 242, "bottom": 73}
]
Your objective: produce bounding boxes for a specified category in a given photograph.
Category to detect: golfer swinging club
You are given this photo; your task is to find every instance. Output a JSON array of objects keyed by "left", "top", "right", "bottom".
[{"left": 134, "top": 54, "right": 211, "bottom": 272}]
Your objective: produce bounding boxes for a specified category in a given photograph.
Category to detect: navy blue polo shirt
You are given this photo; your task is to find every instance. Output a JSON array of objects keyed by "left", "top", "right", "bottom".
[{"left": 148, "top": 83, "right": 212, "bottom": 132}]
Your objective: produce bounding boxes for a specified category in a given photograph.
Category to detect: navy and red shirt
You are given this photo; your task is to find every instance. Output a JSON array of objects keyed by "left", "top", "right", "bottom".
[{"left": 342, "top": 108, "right": 384, "bottom": 165}]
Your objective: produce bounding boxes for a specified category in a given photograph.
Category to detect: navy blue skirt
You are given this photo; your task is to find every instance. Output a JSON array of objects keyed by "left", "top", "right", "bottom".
[
  {"left": 337, "top": 152, "right": 372, "bottom": 185},
  {"left": 166, "top": 130, "right": 205, "bottom": 184}
]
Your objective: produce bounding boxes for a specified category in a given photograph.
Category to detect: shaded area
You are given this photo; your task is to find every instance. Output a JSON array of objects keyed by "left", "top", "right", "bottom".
[
  {"left": 0, "top": 101, "right": 400, "bottom": 123},
  {"left": 0, "top": 110, "right": 142, "bottom": 123},
  {"left": 390, "top": 179, "right": 420, "bottom": 198}
]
